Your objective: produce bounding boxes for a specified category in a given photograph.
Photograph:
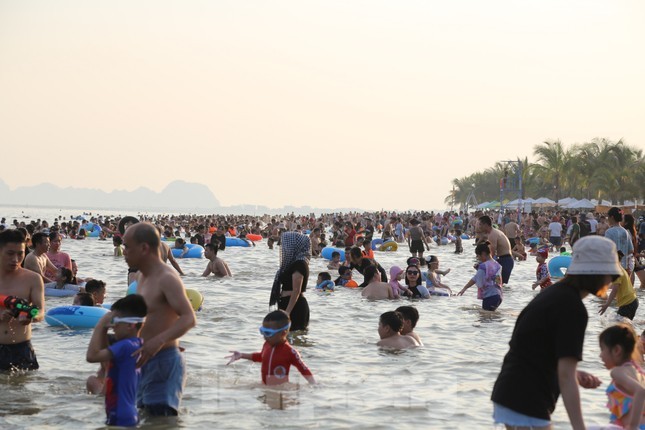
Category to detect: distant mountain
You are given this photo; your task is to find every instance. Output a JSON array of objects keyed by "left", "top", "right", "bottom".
[{"left": 0, "top": 179, "right": 220, "bottom": 210}]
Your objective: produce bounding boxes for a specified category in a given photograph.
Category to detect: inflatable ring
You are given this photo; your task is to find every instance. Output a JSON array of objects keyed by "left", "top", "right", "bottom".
[
  {"left": 171, "top": 244, "right": 205, "bottom": 259},
  {"left": 225, "top": 237, "right": 252, "bottom": 247},
  {"left": 548, "top": 255, "right": 572, "bottom": 278},
  {"left": 45, "top": 305, "right": 110, "bottom": 328},
  {"left": 371, "top": 238, "right": 384, "bottom": 250},
  {"left": 246, "top": 234, "right": 263, "bottom": 242},
  {"left": 344, "top": 280, "right": 358, "bottom": 288},
  {"left": 378, "top": 241, "right": 398, "bottom": 252},
  {"left": 461, "top": 234, "right": 470, "bottom": 240},
  {"left": 186, "top": 289, "right": 204, "bottom": 312},
  {"left": 118, "top": 216, "right": 139, "bottom": 235},
  {"left": 315, "top": 280, "right": 335, "bottom": 291},
  {"left": 321, "top": 247, "right": 346, "bottom": 262},
  {"left": 45, "top": 286, "right": 81, "bottom": 297},
  {"left": 527, "top": 237, "right": 540, "bottom": 245}
]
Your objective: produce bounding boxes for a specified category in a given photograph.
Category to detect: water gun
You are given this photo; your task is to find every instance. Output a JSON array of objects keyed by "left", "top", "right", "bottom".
[{"left": 0, "top": 295, "right": 40, "bottom": 319}]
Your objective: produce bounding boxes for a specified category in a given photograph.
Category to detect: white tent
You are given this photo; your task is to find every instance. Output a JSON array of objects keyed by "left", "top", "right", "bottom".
[
  {"left": 558, "top": 197, "right": 577, "bottom": 206},
  {"left": 567, "top": 198, "right": 595, "bottom": 209},
  {"left": 533, "top": 197, "right": 556, "bottom": 207},
  {"left": 476, "top": 202, "right": 490, "bottom": 209}
]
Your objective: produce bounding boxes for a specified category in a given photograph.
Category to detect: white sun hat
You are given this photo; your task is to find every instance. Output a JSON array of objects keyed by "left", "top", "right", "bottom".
[{"left": 567, "top": 236, "right": 622, "bottom": 276}]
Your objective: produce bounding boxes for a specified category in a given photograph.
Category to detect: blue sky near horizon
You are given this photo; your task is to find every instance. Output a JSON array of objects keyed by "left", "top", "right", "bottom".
[{"left": 1, "top": 1, "right": 643, "bottom": 211}]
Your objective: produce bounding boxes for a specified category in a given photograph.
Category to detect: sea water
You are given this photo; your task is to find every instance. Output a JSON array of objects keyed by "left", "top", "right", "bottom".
[{"left": 0, "top": 205, "right": 641, "bottom": 429}]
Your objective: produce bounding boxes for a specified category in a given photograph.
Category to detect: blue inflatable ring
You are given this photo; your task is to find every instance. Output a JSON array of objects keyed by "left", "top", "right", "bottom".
[
  {"left": 548, "top": 255, "right": 572, "bottom": 278},
  {"left": 321, "top": 247, "right": 346, "bottom": 262},
  {"left": 45, "top": 305, "right": 109, "bottom": 329},
  {"left": 171, "top": 243, "right": 205, "bottom": 258}
]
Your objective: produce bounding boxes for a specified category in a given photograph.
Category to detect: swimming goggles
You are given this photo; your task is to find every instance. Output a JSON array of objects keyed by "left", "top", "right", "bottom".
[
  {"left": 111, "top": 316, "right": 146, "bottom": 325},
  {"left": 258, "top": 323, "right": 291, "bottom": 337}
]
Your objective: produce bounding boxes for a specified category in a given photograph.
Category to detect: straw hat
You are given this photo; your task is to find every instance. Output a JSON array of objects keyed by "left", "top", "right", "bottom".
[{"left": 567, "top": 236, "right": 622, "bottom": 276}]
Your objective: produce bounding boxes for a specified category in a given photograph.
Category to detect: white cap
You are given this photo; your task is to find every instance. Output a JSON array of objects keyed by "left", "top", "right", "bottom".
[{"left": 567, "top": 236, "right": 622, "bottom": 276}]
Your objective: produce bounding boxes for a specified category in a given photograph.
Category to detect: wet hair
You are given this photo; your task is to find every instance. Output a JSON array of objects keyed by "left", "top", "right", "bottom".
[
  {"left": 85, "top": 279, "right": 106, "bottom": 294},
  {"left": 204, "top": 242, "right": 219, "bottom": 255},
  {"left": 111, "top": 294, "right": 147, "bottom": 318},
  {"left": 59, "top": 267, "right": 74, "bottom": 284},
  {"left": 264, "top": 309, "right": 290, "bottom": 326},
  {"left": 331, "top": 251, "right": 340, "bottom": 258},
  {"left": 112, "top": 236, "right": 123, "bottom": 245},
  {"left": 427, "top": 255, "right": 438, "bottom": 264},
  {"left": 74, "top": 292, "right": 95, "bottom": 306},
  {"left": 318, "top": 271, "right": 332, "bottom": 281},
  {"left": 338, "top": 266, "right": 351, "bottom": 275},
  {"left": 0, "top": 229, "right": 26, "bottom": 248},
  {"left": 599, "top": 323, "right": 638, "bottom": 362},
  {"left": 48, "top": 232, "right": 61, "bottom": 241},
  {"left": 475, "top": 241, "right": 492, "bottom": 256},
  {"left": 349, "top": 247, "right": 363, "bottom": 260},
  {"left": 395, "top": 306, "right": 419, "bottom": 329},
  {"left": 478, "top": 215, "right": 493, "bottom": 227},
  {"left": 380, "top": 311, "right": 403, "bottom": 333},
  {"left": 31, "top": 232, "right": 48, "bottom": 246},
  {"left": 363, "top": 265, "right": 379, "bottom": 282},
  {"left": 404, "top": 265, "right": 422, "bottom": 287}
]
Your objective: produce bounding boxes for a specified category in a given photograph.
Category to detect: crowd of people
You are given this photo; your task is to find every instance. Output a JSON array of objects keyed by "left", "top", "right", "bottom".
[{"left": 0, "top": 206, "right": 644, "bottom": 428}]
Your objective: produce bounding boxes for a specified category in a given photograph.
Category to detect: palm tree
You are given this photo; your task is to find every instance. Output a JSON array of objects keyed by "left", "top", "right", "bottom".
[{"left": 532, "top": 140, "right": 571, "bottom": 203}]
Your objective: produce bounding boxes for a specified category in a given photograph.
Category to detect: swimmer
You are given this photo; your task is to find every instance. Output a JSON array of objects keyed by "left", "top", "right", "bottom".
[
  {"left": 457, "top": 241, "right": 503, "bottom": 311},
  {"left": 389, "top": 266, "right": 410, "bottom": 298},
  {"left": 74, "top": 292, "right": 95, "bottom": 306},
  {"left": 85, "top": 279, "right": 107, "bottom": 306},
  {"left": 201, "top": 242, "right": 232, "bottom": 277},
  {"left": 377, "top": 311, "right": 420, "bottom": 349},
  {"left": 113, "top": 236, "right": 124, "bottom": 257},
  {"left": 315, "top": 272, "right": 334, "bottom": 292},
  {"left": 23, "top": 232, "right": 57, "bottom": 283},
  {"left": 334, "top": 266, "right": 353, "bottom": 287},
  {"left": 361, "top": 265, "right": 394, "bottom": 300},
  {"left": 226, "top": 310, "right": 316, "bottom": 385},
  {"left": 395, "top": 306, "right": 423, "bottom": 345},
  {"left": 327, "top": 251, "right": 341, "bottom": 270},
  {"left": 532, "top": 248, "right": 552, "bottom": 290}
]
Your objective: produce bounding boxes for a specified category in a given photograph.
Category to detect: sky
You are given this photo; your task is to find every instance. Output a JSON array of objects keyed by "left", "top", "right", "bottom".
[{"left": 1, "top": 0, "right": 643, "bottom": 211}]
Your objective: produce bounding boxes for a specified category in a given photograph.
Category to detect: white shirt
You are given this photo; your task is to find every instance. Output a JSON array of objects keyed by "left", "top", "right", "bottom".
[
  {"left": 588, "top": 218, "right": 598, "bottom": 233},
  {"left": 548, "top": 222, "right": 563, "bottom": 237}
]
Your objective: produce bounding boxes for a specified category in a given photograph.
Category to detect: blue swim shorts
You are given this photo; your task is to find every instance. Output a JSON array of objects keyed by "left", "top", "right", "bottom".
[
  {"left": 493, "top": 402, "right": 551, "bottom": 428},
  {"left": 137, "top": 347, "right": 186, "bottom": 415}
]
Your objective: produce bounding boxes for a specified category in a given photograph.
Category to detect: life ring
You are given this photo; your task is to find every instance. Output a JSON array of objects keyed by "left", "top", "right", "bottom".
[
  {"left": 45, "top": 282, "right": 82, "bottom": 297},
  {"left": 118, "top": 216, "right": 139, "bottom": 235},
  {"left": 321, "top": 247, "right": 346, "bottom": 262},
  {"left": 527, "top": 237, "right": 540, "bottom": 245},
  {"left": 126, "top": 282, "right": 203, "bottom": 312},
  {"left": 246, "top": 234, "right": 263, "bottom": 242},
  {"left": 371, "top": 238, "right": 384, "bottom": 250},
  {"left": 435, "top": 237, "right": 449, "bottom": 246},
  {"left": 186, "top": 289, "right": 204, "bottom": 312},
  {"left": 315, "top": 280, "right": 335, "bottom": 291},
  {"left": 548, "top": 255, "right": 572, "bottom": 278},
  {"left": 88, "top": 227, "right": 102, "bottom": 238},
  {"left": 461, "top": 234, "right": 470, "bottom": 240},
  {"left": 225, "top": 237, "right": 252, "bottom": 247},
  {"left": 171, "top": 244, "right": 205, "bottom": 259},
  {"left": 344, "top": 280, "right": 358, "bottom": 288},
  {"left": 378, "top": 241, "right": 398, "bottom": 252},
  {"left": 45, "top": 305, "right": 109, "bottom": 328}
]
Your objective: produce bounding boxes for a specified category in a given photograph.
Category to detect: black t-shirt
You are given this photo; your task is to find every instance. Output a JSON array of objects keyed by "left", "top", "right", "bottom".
[
  {"left": 279, "top": 260, "right": 309, "bottom": 294},
  {"left": 579, "top": 221, "right": 591, "bottom": 237},
  {"left": 350, "top": 258, "right": 388, "bottom": 288},
  {"left": 491, "top": 282, "right": 587, "bottom": 420}
]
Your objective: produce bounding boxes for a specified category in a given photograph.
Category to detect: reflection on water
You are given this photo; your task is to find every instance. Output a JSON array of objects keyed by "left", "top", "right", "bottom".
[{"left": 0, "top": 205, "right": 643, "bottom": 428}]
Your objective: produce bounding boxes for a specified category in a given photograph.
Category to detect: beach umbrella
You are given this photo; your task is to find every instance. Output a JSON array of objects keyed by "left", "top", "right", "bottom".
[
  {"left": 486, "top": 201, "right": 501, "bottom": 208},
  {"left": 476, "top": 202, "right": 490, "bottom": 209}
]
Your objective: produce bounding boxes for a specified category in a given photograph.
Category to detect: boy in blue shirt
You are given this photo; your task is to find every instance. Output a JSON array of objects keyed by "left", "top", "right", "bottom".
[{"left": 87, "top": 294, "right": 147, "bottom": 427}]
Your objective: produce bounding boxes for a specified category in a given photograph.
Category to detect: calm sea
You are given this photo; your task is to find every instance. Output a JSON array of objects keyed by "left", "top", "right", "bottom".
[{"left": 0, "top": 205, "right": 641, "bottom": 429}]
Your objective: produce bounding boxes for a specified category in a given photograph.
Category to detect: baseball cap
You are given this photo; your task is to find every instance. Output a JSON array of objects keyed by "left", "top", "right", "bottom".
[
  {"left": 567, "top": 236, "right": 622, "bottom": 276},
  {"left": 537, "top": 248, "right": 548, "bottom": 258}
]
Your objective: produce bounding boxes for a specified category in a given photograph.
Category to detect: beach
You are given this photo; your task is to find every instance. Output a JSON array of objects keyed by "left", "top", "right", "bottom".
[{"left": 0, "top": 205, "right": 642, "bottom": 429}]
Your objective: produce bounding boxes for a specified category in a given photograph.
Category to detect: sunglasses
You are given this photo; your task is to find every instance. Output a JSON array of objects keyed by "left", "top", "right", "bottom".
[
  {"left": 258, "top": 323, "right": 291, "bottom": 337},
  {"left": 407, "top": 270, "right": 419, "bottom": 275}
]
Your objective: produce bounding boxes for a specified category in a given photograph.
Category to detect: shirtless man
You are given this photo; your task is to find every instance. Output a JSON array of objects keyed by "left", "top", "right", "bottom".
[
  {"left": 361, "top": 266, "right": 394, "bottom": 300},
  {"left": 23, "top": 232, "right": 57, "bottom": 283},
  {"left": 122, "top": 223, "right": 196, "bottom": 416},
  {"left": 502, "top": 219, "right": 520, "bottom": 249},
  {"left": 309, "top": 228, "right": 321, "bottom": 257},
  {"left": 477, "top": 215, "right": 514, "bottom": 285},
  {"left": 0, "top": 229, "right": 45, "bottom": 371},
  {"left": 201, "top": 243, "right": 231, "bottom": 277},
  {"left": 159, "top": 240, "right": 185, "bottom": 276},
  {"left": 377, "top": 311, "right": 419, "bottom": 349}
]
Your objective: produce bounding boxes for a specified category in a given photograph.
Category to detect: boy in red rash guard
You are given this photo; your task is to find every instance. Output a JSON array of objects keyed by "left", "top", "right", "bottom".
[{"left": 226, "top": 310, "right": 316, "bottom": 386}]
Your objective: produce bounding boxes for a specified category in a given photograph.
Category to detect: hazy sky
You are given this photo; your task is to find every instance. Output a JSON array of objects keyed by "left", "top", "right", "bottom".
[{"left": 1, "top": 1, "right": 643, "bottom": 211}]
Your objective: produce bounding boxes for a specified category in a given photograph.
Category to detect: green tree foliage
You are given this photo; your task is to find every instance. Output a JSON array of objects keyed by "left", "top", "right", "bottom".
[{"left": 447, "top": 138, "right": 644, "bottom": 206}]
